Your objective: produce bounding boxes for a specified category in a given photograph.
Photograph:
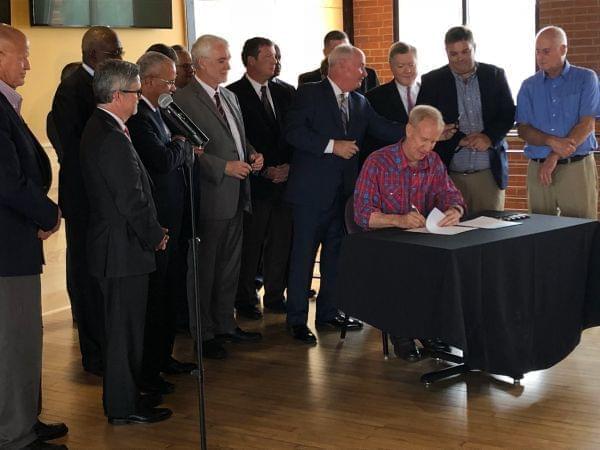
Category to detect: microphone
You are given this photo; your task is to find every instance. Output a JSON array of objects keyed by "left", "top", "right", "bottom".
[{"left": 158, "top": 93, "right": 210, "bottom": 147}]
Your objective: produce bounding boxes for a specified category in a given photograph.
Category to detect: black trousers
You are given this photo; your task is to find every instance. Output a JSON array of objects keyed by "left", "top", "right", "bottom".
[
  {"left": 286, "top": 199, "right": 343, "bottom": 327},
  {"left": 98, "top": 274, "right": 148, "bottom": 417},
  {"left": 236, "top": 196, "right": 292, "bottom": 308},
  {"left": 65, "top": 218, "right": 105, "bottom": 370},
  {"left": 142, "top": 229, "right": 184, "bottom": 383}
]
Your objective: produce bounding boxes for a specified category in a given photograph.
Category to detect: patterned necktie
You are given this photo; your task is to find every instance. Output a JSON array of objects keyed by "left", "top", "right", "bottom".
[
  {"left": 213, "top": 90, "right": 231, "bottom": 131},
  {"left": 339, "top": 93, "right": 349, "bottom": 134},
  {"left": 406, "top": 86, "right": 414, "bottom": 113},
  {"left": 260, "top": 85, "right": 277, "bottom": 125}
]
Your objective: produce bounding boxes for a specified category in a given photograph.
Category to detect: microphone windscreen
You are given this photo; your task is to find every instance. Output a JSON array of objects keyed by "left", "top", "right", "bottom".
[{"left": 158, "top": 93, "right": 174, "bottom": 109}]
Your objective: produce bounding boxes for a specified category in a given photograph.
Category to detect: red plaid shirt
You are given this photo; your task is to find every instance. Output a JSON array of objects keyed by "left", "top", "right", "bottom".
[{"left": 354, "top": 141, "right": 466, "bottom": 229}]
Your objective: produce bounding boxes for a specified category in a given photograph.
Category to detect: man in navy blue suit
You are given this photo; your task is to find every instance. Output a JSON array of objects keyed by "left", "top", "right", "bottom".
[{"left": 284, "top": 44, "right": 405, "bottom": 344}]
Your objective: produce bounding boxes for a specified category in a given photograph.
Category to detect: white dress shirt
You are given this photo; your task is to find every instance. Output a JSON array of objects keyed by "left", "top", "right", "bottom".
[
  {"left": 196, "top": 75, "right": 245, "bottom": 162},
  {"left": 324, "top": 77, "right": 349, "bottom": 154},
  {"left": 245, "top": 73, "right": 276, "bottom": 117},
  {"left": 395, "top": 80, "right": 420, "bottom": 115}
]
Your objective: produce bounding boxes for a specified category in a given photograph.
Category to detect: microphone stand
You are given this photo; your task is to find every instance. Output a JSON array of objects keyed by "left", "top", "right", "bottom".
[{"left": 186, "top": 151, "right": 208, "bottom": 450}]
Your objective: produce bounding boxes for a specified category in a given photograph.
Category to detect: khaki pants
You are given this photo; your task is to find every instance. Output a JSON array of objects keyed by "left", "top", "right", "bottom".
[
  {"left": 449, "top": 169, "right": 505, "bottom": 213},
  {"left": 527, "top": 155, "right": 598, "bottom": 219}
]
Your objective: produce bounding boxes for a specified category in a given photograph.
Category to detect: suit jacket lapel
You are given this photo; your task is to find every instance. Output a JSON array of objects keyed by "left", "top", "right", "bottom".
[
  {"left": 220, "top": 89, "right": 248, "bottom": 161},
  {"left": 322, "top": 79, "right": 346, "bottom": 135},
  {"left": 192, "top": 80, "right": 232, "bottom": 134}
]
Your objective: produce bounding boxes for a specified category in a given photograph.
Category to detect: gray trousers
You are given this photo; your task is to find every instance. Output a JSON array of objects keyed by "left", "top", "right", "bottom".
[
  {"left": 187, "top": 211, "right": 242, "bottom": 341},
  {"left": 0, "top": 275, "right": 41, "bottom": 449}
]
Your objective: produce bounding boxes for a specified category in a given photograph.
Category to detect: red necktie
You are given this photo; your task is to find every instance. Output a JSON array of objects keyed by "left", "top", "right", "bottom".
[{"left": 406, "top": 86, "right": 414, "bottom": 113}]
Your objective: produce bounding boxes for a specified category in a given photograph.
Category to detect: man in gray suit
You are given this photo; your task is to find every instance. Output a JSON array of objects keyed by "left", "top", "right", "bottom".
[{"left": 173, "top": 35, "right": 264, "bottom": 359}]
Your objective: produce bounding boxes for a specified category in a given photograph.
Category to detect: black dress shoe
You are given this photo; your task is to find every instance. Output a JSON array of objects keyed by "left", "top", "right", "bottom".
[
  {"left": 235, "top": 304, "right": 263, "bottom": 320},
  {"left": 423, "top": 338, "right": 451, "bottom": 353},
  {"left": 34, "top": 421, "right": 68, "bottom": 441},
  {"left": 140, "top": 392, "right": 163, "bottom": 408},
  {"left": 161, "top": 357, "right": 198, "bottom": 374},
  {"left": 108, "top": 407, "right": 172, "bottom": 425},
  {"left": 202, "top": 339, "right": 228, "bottom": 359},
  {"left": 264, "top": 301, "right": 286, "bottom": 314},
  {"left": 288, "top": 324, "right": 317, "bottom": 344},
  {"left": 316, "top": 314, "right": 363, "bottom": 331},
  {"left": 140, "top": 377, "right": 175, "bottom": 395},
  {"left": 391, "top": 337, "right": 421, "bottom": 362},
  {"left": 23, "top": 439, "right": 67, "bottom": 449},
  {"left": 216, "top": 327, "right": 262, "bottom": 343}
]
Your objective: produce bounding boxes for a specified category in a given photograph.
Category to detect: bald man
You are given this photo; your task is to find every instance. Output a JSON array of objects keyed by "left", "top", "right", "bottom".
[
  {"left": 0, "top": 24, "right": 67, "bottom": 449},
  {"left": 517, "top": 26, "right": 599, "bottom": 219},
  {"left": 50, "top": 26, "right": 123, "bottom": 376}
]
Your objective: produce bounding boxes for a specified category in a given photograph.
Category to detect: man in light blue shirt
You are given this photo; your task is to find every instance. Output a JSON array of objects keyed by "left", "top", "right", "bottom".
[{"left": 516, "top": 26, "right": 599, "bottom": 219}]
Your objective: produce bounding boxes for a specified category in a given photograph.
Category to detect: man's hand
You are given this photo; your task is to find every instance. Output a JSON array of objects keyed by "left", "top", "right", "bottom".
[
  {"left": 249, "top": 153, "right": 264, "bottom": 172},
  {"left": 264, "top": 164, "right": 290, "bottom": 183},
  {"left": 438, "top": 207, "right": 462, "bottom": 227},
  {"left": 333, "top": 140, "right": 359, "bottom": 159},
  {"left": 193, "top": 146, "right": 204, "bottom": 156},
  {"left": 459, "top": 133, "right": 492, "bottom": 151},
  {"left": 538, "top": 153, "right": 559, "bottom": 187},
  {"left": 394, "top": 211, "right": 426, "bottom": 229},
  {"left": 38, "top": 207, "right": 62, "bottom": 241},
  {"left": 547, "top": 136, "right": 576, "bottom": 158},
  {"left": 439, "top": 123, "right": 458, "bottom": 141},
  {"left": 155, "top": 228, "right": 169, "bottom": 251},
  {"left": 225, "top": 160, "right": 252, "bottom": 179}
]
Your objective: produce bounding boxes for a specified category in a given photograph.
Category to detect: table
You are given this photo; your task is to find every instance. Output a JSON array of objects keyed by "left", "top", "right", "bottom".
[{"left": 335, "top": 214, "right": 600, "bottom": 380}]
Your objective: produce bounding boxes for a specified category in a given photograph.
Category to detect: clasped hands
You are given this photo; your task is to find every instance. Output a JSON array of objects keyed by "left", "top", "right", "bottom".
[
  {"left": 263, "top": 163, "right": 289, "bottom": 184},
  {"left": 224, "top": 153, "right": 264, "bottom": 180},
  {"left": 538, "top": 136, "right": 577, "bottom": 187},
  {"left": 438, "top": 124, "right": 491, "bottom": 151}
]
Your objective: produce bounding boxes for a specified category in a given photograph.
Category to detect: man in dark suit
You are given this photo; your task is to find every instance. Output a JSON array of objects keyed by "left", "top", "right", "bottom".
[
  {"left": 271, "top": 43, "right": 295, "bottom": 92},
  {"left": 0, "top": 25, "right": 68, "bottom": 449},
  {"left": 285, "top": 44, "right": 404, "bottom": 344},
  {"left": 417, "top": 26, "right": 515, "bottom": 212},
  {"left": 128, "top": 51, "right": 198, "bottom": 395},
  {"left": 50, "top": 26, "right": 124, "bottom": 376},
  {"left": 173, "top": 34, "right": 264, "bottom": 359},
  {"left": 364, "top": 41, "right": 419, "bottom": 166},
  {"left": 228, "top": 37, "right": 295, "bottom": 320},
  {"left": 81, "top": 60, "right": 171, "bottom": 425},
  {"left": 298, "top": 30, "right": 379, "bottom": 94}
]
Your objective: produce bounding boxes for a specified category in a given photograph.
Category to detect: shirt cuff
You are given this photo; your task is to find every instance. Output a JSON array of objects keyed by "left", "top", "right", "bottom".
[
  {"left": 324, "top": 139, "right": 334, "bottom": 154},
  {"left": 451, "top": 204, "right": 464, "bottom": 217}
]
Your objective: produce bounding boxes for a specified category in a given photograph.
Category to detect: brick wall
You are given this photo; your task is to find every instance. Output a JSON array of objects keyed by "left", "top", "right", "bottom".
[{"left": 353, "top": 0, "right": 600, "bottom": 213}]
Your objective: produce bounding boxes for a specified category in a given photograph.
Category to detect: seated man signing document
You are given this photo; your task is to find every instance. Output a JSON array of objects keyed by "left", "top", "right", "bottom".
[{"left": 354, "top": 105, "right": 466, "bottom": 230}]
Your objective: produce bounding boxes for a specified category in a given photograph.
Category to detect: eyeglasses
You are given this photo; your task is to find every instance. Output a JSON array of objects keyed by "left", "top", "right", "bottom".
[
  {"left": 120, "top": 89, "right": 142, "bottom": 98},
  {"left": 154, "top": 77, "right": 177, "bottom": 86},
  {"left": 102, "top": 48, "right": 125, "bottom": 58}
]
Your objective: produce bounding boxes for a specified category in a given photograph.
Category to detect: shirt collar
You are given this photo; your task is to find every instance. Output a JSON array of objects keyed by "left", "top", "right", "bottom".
[
  {"left": 82, "top": 62, "right": 94, "bottom": 77},
  {"left": 451, "top": 62, "right": 478, "bottom": 83},
  {"left": 140, "top": 95, "right": 157, "bottom": 112},
  {"left": 543, "top": 60, "right": 571, "bottom": 81},
  {"left": 97, "top": 106, "right": 127, "bottom": 131},
  {"left": 0, "top": 80, "right": 23, "bottom": 114},
  {"left": 397, "top": 140, "right": 430, "bottom": 171},
  {"left": 327, "top": 77, "right": 347, "bottom": 99},
  {"left": 245, "top": 73, "right": 268, "bottom": 96},
  {"left": 195, "top": 75, "right": 220, "bottom": 98}
]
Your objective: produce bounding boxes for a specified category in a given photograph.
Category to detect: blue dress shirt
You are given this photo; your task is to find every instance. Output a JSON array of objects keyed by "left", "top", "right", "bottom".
[{"left": 515, "top": 61, "right": 599, "bottom": 159}]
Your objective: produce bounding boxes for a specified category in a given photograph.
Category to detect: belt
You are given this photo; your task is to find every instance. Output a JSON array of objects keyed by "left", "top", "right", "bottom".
[
  {"left": 449, "top": 169, "right": 485, "bottom": 175},
  {"left": 532, "top": 154, "right": 588, "bottom": 165}
]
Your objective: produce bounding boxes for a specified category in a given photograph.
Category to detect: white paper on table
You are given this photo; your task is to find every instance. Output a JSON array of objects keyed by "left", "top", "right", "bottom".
[
  {"left": 405, "top": 208, "right": 475, "bottom": 235},
  {"left": 458, "top": 216, "right": 521, "bottom": 229}
]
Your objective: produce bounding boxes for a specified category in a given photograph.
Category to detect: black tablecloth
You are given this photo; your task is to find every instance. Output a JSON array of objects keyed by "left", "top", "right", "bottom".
[{"left": 335, "top": 214, "right": 600, "bottom": 378}]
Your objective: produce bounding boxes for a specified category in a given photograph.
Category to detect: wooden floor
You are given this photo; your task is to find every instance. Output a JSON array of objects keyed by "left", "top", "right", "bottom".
[{"left": 37, "top": 226, "right": 600, "bottom": 448}]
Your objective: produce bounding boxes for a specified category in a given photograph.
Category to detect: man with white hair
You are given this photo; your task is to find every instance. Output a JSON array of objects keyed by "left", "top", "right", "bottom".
[
  {"left": 285, "top": 44, "right": 404, "bottom": 344},
  {"left": 173, "top": 35, "right": 264, "bottom": 359},
  {"left": 517, "top": 26, "right": 599, "bottom": 219}
]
